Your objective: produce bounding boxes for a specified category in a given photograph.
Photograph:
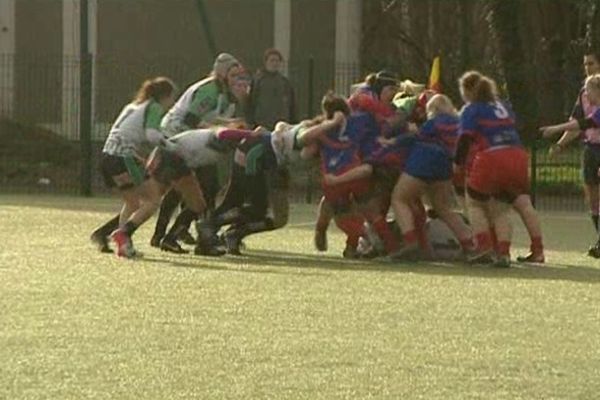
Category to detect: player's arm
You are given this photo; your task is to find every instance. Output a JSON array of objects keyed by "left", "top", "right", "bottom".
[
  {"left": 323, "top": 164, "right": 373, "bottom": 186},
  {"left": 300, "top": 143, "right": 319, "bottom": 160},
  {"left": 185, "top": 84, "right": 218, "bottom": 128},
  {"left": 144, "top": 102, "right": 168, "bottom": 146},
  {"left": 545, "top": 92, "right": 585, "bottom": 151},
  {"left": 298, "top": 112, "right": 345, "bottom": 146}
]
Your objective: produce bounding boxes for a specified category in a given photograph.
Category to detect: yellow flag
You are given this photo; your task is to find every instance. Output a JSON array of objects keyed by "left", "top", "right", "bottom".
[{"left": 428, "top": 56, "right": 441, "bottom": 92}]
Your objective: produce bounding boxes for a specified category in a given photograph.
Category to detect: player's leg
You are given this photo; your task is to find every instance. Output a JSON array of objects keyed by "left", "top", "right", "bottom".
[
  {"left": 582, "top": 146, "right": 600, "bottom": 234},
  {"left": 390, "top": 173, "right": 426, "bottom": 258},
  {"left": 159, "top": 174, "right": 207, "bottom": 254},
  {"left": 513, "top": 194, "right": 545, "bottom": 263},
  {"left": 489, "top": 197, "right": 513, "bottom": 268},
  {"left": 314, "top": 196, "right": 333, "bottom": 251},
  {"left": 150, "top": 189, "right": 182, "bottom": 247},
  {"left": 428, "top": 180, "right": 474, "bottom": 253},
  {"left": 195, "top": 164, "right": 246, "bottom": 256}
]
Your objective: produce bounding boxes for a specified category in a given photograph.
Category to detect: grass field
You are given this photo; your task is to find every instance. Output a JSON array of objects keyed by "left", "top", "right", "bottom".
[{"left": 1, "top": 194, "right": 600, "bottom": 399}]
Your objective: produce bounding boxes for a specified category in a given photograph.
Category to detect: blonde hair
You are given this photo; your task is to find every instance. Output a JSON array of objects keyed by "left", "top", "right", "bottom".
[
  {"left": 459, "top": 71, "right": 498, "bottom": 103},
  {"left": 585, "top": 74, "right": 600, "bottom": 95},
  {"left": 426, "top": 94, "right": 457, "bottom": 119}
]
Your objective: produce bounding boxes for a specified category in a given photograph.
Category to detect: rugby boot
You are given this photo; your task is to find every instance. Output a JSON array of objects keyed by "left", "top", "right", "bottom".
[
  {"left": 588, "top": 241, "right": 600, "bottom": 259},
  {"left": 224, "top": 230, "right": 243, "bottom": 255},
  {"left": 150, "top": 234, "right": 163, "bottom": 248},
  {"left": 90, "top": 230, "right": 112, "bottom": 253},
  {"left": 516, "top": 252, "right": 545, "bottom": 264},
  {"left": 194, "top": 244, "right": 226, "bottom": 257},
  {"left": 494, "top": 254, "right": 511, "bottom": 268},
  {"left": 465, "top": 248, "right": 495, "bottom": 264},
  {"left": 160, "top": 237, "right": 189, "bottom": 254},
  {"left": 314, "top": 228, "right": 328, "bottom": 252},
  {"left": 177, "top": 230, "right": 196, "bottom": 246},
  {"left": 342, "top": 244, "right": 360, "bottom": 259}
]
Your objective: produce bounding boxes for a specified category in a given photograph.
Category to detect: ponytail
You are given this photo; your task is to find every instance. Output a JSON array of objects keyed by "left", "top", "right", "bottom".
[
  {"left": 133, "top": 76, "right": 176, "bottom": 104},
  {"left": 459, "top": 71, "right": 498, "bottom": 103}
]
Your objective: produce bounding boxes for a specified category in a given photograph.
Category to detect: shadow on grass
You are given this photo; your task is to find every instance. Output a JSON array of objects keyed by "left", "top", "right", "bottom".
[
  {"left": 138, "top": 255, "right": 330, "bottom": 277},
  {"left": 137, "top": 248, "right": 600, "bottom": 284}
]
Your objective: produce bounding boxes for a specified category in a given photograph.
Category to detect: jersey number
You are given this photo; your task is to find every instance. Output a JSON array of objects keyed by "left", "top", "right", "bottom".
[{"left": 493, "top": 102, "right": 509, "bottom": 119}]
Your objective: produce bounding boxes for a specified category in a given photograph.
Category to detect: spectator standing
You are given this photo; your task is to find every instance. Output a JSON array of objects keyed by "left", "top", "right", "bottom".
[{"left": 248, "top": 48, "right": 296, "bottom": 129}]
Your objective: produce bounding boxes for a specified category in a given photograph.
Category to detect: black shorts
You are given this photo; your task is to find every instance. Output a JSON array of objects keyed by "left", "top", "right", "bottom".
[
  {"left": 582, "top": 145, "right": 600, "bottom": 185},
  {"left": 266, "top": 167, "right": 290, "bottom": 190},
  {"left": 146, "top": 147, "right": 191, "bottom": 185},
  {"left": 100, "top": 153, "right": 145, "bottom": 190}
]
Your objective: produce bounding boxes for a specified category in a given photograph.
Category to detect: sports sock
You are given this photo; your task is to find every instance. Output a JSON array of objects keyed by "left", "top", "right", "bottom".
[
  {"left": 403, "top": 229, "right": 418, "bottom": 246},
  {"left": 335, "top": 215, "right": 364, "bottom": 248},
  {"left": 165, "top": 209, "right": 198, "bottom": 241},
  {"left": 153, "top": 190, "right": 181, "bottom": 238},
  {"left": 497, "top": 240, "right": 511, "bottom": 256},
  {"left": 530, "top": 236, "right": 544, "bottom": 254},
  {"left": 94, "top": 214, "right": 120, "bottom": 237},
  {"left": 460, "top": 238, "right": 475, "bottom": 251},
  {"left": 475, "top": 231, "right": 493, "bottom": 251},
  {"left": 371, "top": 218, "right": 400, "bottom": 253},
  {"left": 122, "top": 221, "right": 139, "bottom": 237}
]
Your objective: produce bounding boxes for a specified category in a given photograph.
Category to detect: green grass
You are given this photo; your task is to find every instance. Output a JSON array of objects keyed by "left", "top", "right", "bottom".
[{"left": 1, "top": 195, "right": 600, "bottom": 399}]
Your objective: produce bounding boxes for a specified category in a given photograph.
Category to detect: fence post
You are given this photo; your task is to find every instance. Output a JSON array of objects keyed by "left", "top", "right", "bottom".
[
  {"left": 305, "top": 56, "right": 315, "bottom": 204},
  {"left": 80, "top": 0, "right": 93, "bottom": 196},
  {"left": 530, "top": 138, "right": 537, "bottom": 207}
]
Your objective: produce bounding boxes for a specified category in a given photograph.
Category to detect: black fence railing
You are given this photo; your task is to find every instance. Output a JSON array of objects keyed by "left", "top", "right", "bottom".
[{"left": 0, "top": 54, "right": 588, "bottom": 212}]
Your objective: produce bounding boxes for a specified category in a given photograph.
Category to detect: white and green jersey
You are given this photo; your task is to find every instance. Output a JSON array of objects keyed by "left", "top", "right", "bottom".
[
  {"left": 102, "top": 100, "right": 166, "bottom": 158},
  {"left": 161, "top": 77, "right": 236, "bottom": 136},
  {"left": 167, "top": 129, "right": 228, "bottom": 169}
]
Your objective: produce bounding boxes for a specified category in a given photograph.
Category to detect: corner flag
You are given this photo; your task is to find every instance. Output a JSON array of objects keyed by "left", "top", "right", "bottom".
[{"left": 428, "top": 56, "right": 441, "bottom": 92}]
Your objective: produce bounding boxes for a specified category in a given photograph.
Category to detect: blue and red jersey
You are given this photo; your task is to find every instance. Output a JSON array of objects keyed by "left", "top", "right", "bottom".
[
  {"left": 418, "top": 113, "right": 460, "bottom": 156},
  {"left": 458, "top": 101, "right": 521, "bottom": 152},
  {"left": 319, "top": 114, "right": 377, "bottom": 175},
  {"left": 348, "top": 89, "right": 396, "bottom": 121}
]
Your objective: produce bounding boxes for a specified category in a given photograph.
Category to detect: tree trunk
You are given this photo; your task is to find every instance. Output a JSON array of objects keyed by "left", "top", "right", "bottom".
[{"left": 488, "top": 0, "right": 538, "bottom": 140}]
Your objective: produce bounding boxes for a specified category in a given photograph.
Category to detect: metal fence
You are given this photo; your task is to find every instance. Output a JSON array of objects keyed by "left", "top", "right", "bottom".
[{"left": 0, "top": 53, "right": 588, "bottom": 212}]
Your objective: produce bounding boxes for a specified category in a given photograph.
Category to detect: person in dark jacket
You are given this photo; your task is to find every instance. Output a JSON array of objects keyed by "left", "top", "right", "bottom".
[{"left": 248, "top": 48, "right": 296, "bottom": 130}]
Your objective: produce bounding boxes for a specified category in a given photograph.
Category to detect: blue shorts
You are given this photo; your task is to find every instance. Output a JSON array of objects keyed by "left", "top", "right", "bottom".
[{"left": 404, "top": 143, "right": 451, "bottom": 182}]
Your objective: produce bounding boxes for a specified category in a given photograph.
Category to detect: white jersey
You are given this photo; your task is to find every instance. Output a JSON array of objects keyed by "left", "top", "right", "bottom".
[
  {"left": 102, "top": 100, "right": 164, "bottom": 158},
  {"left": 168, "top": 129, "right": 228, "bottom": 169},
  {"left": 161, "top": 78, "right": 235, "bottom": 136}
]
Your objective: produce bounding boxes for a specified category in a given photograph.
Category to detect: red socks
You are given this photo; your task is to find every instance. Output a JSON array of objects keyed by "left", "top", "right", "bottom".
[
  {"left": 530, "top": 236, "right": 544, "bottom": 255},
  {"left": 371, "top": 218, "right": 400, "bottom": 253},
  {"left": 335, "top": 215, "right": 364, "bottom": 248}
]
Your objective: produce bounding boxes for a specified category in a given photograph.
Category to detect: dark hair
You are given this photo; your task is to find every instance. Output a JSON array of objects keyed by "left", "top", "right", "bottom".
[
  {"left": 584, "top": 48, "right": 600, "bottom": 64},
  {"left": 264, "top": 48, "right": 283, "bottom": 62},
  {"left": 133, "top": 77, "right": 176, "bottom": 104},
  {"left": 459, "top": 71, "right": 497, "bottom": 103},
  {"left": 372, "top": 70, "right": 398, "bottom": 96},
  {"left": 321, "top": 91, "right": 350, "bottom": 119}
]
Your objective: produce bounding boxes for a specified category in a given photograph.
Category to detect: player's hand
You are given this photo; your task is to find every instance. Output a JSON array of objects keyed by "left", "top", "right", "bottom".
[{"left": 539, "top": 125, "right": 558, "bottom": 138}]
